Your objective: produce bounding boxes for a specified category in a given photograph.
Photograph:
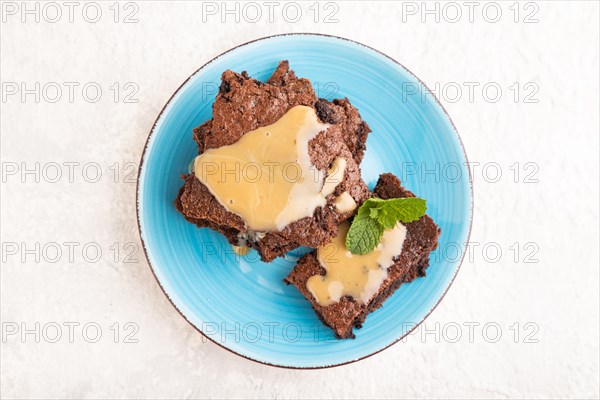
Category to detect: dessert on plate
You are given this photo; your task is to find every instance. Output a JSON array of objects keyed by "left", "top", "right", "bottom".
[
  {"left": 176, "top": 61, "right": 372, "bottom": 262},
  {"left": 175, "top": 61, "right": 440, "bottom": 338},
  {"left": 285, "top": 173, "right": 440, "bottom": 338}
]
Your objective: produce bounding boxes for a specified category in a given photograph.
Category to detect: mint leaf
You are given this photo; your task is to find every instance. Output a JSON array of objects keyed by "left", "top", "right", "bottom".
[
  {"left": 345, "top": 214, "right": 384, "bottom": 255},
  {"left": 345, "top": 196, "right": 427, "bottom": 254},
  {"left": 369, "top": 207, "right": 379, "bottom": 219},
  {"left": 376, "top": 208, "right": 398, "bottom": 229},
  {"left": 377, "top": 197, "right": 427, "bottom": 227},
  {"left": 355, "top": 198, "right": 383, "bottom": 217}
]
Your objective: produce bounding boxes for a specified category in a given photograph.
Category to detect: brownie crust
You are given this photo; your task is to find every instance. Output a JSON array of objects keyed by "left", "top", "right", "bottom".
[
  {"left": 284, "top": 173, "right": 441, "bottom": 339},
  {"left": 175, "top": 61, "right": 372, "bottom": 262}
]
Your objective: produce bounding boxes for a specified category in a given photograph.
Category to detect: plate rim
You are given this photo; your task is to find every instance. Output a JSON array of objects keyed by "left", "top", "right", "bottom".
[{"left": 135, "top": 32, "right": 474, "bottom": 369}]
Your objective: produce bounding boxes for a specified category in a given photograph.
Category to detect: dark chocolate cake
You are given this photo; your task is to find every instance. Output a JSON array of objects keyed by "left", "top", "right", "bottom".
[
  {"left": 175, "top": 61, "right": 372, "bottom": 262},
  {"left": 284, "top": 173, "right": 441, "bottom": 339}
]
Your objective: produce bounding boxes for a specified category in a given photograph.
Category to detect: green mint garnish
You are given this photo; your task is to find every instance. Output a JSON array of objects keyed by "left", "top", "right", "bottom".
[
  {"left": 345, "top": 213, "right": 384, "bottom": 256},
  {"left": 345, "top": 197, "right": 427, "bottom": 255}
]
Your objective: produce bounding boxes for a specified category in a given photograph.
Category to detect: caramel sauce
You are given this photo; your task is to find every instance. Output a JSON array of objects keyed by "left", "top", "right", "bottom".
[
  {"left": 194, "top": 106, "right": 346, "bottom": 232},
  {"left": 307, "top": 221, "right": 407, "bottom": 306}
]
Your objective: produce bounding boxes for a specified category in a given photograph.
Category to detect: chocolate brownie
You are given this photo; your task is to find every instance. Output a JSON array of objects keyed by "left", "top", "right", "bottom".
[
  {"left": 284, "top": 173, "right": 441, "bottom": 339},
  {"left": 175, "top": 61, "right": 372, "bottom": 262}
]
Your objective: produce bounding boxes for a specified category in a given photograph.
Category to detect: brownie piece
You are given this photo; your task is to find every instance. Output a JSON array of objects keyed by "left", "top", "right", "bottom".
[
  {"left": 284, "top": 173, "right": 441, "bottom": 339},
  {"left": 175, "top": 61, "right": 372, "bottom": 262}
]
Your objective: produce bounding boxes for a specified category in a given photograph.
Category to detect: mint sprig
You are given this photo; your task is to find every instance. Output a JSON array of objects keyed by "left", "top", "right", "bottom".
[{"left": 345, "top": 197, "right": 427, "bottom": 255}]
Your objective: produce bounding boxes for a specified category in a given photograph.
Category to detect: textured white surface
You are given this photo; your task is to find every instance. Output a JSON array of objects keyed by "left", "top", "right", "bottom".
[{"left": 1, "top": 1, "right": 599, "bottom": 399}]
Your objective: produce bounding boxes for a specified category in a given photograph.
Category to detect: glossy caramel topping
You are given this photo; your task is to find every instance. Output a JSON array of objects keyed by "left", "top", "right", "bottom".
[
  {"left": 307, "top": 221, "right": 407, "bottom": 306},
  {"left": 194, "top": 106, "right": 345, "bottom": 232}
]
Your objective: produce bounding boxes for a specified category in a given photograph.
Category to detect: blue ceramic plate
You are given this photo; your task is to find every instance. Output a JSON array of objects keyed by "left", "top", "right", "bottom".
[{"left": 137, "top": 34, "right": 472, "bottom": 368}]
